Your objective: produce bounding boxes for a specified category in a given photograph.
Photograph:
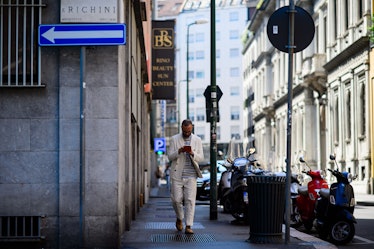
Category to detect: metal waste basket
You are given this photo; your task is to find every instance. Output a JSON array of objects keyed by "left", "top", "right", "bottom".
[{"left": 246, "top": 175, "right": 286, "bottom": 243}]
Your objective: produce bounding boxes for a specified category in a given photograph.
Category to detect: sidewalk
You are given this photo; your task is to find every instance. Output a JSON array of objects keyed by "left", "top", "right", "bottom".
[
  {"left": 120, "top": 185, "right": 338, "bottom": 249},
  {"left": 355, "top": 192, "right": 374, "bottom": 206}
]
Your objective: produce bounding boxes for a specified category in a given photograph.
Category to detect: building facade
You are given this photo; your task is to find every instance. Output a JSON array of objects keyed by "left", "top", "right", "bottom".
[
  {"left": 175, "top": 0, "right": 251, "bottom": 157},
  {"left": 0, "top": 1, "right": 152, "bottom": 248},
  {"left": 243, "top": 0, "right": 372, "bottom": 194},
  {"left": 369, "top": 1, "right": 374, "bottom": 195}
]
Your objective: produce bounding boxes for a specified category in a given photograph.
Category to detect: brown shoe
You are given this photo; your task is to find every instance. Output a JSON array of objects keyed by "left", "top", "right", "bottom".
[
  {"left": 176, "top": 219, "right": 183, "bottom": 231},
  {"left": 185, "top": 226, "right": 194, "bottom": 234}
]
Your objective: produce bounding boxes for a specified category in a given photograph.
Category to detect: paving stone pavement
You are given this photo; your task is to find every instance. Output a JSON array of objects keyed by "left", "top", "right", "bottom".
[{"left": 121, "top": 186, "right": 338, "bottom": 249}]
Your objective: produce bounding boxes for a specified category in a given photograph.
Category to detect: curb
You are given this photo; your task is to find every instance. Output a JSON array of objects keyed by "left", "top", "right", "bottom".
[
  {"left": 356, "top": 201, "right": 374, "bottom": 206},
  {"left": 289, "top": 227, "right": 338, "bottom": 249}
]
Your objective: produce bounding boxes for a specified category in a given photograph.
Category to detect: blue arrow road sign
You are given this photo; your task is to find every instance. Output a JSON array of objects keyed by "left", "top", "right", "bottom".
[{"left": 39, "top": 24, "right": 126, "bottom": 46}]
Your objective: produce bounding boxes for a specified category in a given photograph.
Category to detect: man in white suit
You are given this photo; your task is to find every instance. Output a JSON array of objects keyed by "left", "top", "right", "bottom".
[{"left": 168, "top": 119, "right": 204, "bottom": 234}]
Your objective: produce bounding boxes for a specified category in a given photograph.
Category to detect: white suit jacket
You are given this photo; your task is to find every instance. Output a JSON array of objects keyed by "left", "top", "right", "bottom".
[{"left": 168, "top": 133, "right": 204, "bottom": 180}]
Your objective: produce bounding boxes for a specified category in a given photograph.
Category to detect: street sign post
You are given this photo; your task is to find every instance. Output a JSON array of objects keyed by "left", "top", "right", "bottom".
[
  {"left": 154, "top": 138, "right": 166, "bottom": 154},
  {"left": 266, "top": 2, "right": 315, "bottom": 244},
  {"left": 267, "top": 6, "right": 314, "bottom": 53},
  {"left": 38, "top": 24, "right": 126, "bottom": 46},
  {"left": 39, "top": 24, "right": 126, "bottom": 248}
]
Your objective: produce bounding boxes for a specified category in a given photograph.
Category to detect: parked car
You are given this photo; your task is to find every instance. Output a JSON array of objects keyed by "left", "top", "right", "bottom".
[{"left": 196, "top": 160, "right": 227, "bottom": 200}]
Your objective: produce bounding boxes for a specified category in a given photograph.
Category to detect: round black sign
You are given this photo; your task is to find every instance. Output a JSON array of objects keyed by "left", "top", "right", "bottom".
[{"left": 267, "top": 6, "right": 315, "bottom": 53}]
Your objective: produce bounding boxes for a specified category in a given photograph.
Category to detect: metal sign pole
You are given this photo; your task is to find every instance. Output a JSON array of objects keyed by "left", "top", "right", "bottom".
[
  {"left": 79, "top": 46, "right": 86, "bottom": 248},
  {"left": 266, "top": 0, "right": 314, "bottom": 244},
  {"left": 209, "top": 0, "right": 218, "bottom": 220},
  {"left": 285, "top": 0, "right": 295, "bottom": 244}
]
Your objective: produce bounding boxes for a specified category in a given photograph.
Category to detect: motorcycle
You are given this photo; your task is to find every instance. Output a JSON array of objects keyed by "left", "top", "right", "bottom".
[
  {"left": 220, "top": 148, "right": 258, "bottom": 222},
  {"left": 294, "top": 157, "right": 329, "bottom": 231},
  {"left": 314, "top": 154, "right": 356, "bottom": 245}
]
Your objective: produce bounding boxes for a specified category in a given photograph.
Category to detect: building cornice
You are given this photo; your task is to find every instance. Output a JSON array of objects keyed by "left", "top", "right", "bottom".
[
  {"left": 324, "top": 36, "right": 370, "bottom": 72},
  {"left": 247, "top": 0, "right": 274, "bottom": 32},
  {"left": 251, "top": 48, "right": 275, "bottom": 69}
]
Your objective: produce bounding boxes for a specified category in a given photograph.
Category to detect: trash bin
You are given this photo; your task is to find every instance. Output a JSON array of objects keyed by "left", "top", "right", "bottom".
[{"left": 246, "top": 175, "right": 286, "bottom": 243}]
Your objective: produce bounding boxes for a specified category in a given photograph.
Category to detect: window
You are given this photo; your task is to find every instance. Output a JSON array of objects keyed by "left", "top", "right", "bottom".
[
  {"left": 166, "top": 106, "right": 177, "bottom": 123},
  {"left": 216, "top": 31, "right": 220, "bottom": 41},
  {"left": 196, "top": 33, "right": 204, "bottom": 42},
  {"left": 189, "top": 89, "right": 195, "bottom": 103},
  {"left": 231, "top": 106, "right": 240, "bottom": 120},
  {"left": 229, "top": 48, "right": 239, "bottom": 57},
  {"left": 196, "top": 71, "right": 205, "bottom": 79},
  {"left": 196, "top": 88, "right": 204, "bottom": 98},
  {"left": 196, "top": 50, "right": 204, "bottom": 60},
  {"left": 229, "top": 12, "right": 239, "bottom": 21},
  {"left": 344, "top": 0, "right": 349, "bottom": 31},
  {"left": 216, "top": 49, "right": 220, "bottom": 58},
  {"left": 231, "top": 125, "right": 240, "bottom": 139},
  {"left": 229, "top": 30, "right": 239, "bottom": 40},
  {"left": 323, "top": 15, "right": 327, "bottom": 53},
  {"left": 333, "top": 1, "right": 337, "bottom": 39},
  {"left": 188, "top": 34, "right": 194, "bottom": 44},
  {"left": 196, "top": 108, "right": 205, "bottom": 121},
  {"left": 345, "top": 88, "right": 351, "bottom": 140},
  {"left": 315, "top": 23, "right": 320, "bottom": 53},
  {"left": 230, "top": 86, "right": 240, "bottom": 96},
  {"left": 158, "top": 4, "right": 164, "bottom": 11},
  {"left": 188, "top": 71, "right": 194, "bottom": 79},
  {"left": 216, "top": 68, "right": 221, "bottom": 78},
  {"left": 188, "top": 52, "right": 194, "bottom": 61},
  {"left": 357, "top": 0, "right": 364, "bottom": 19},
  {"left": 195, "top": 126, "right": 205, "bottom": 140},
  {"left": 1, "top": 1, "right": 46, "bottom": 86},
  {"left": 334, "top": 94, "right": 339, "bottom": 144},
  {"left": 358, "top": 76, "right": 366, "bottom": 137},
  {"left": 230, "top": 67, "right": 240, "bottom": 77},
  {"left": 189, "top": 110, "right": 195, "bottom": 121}
]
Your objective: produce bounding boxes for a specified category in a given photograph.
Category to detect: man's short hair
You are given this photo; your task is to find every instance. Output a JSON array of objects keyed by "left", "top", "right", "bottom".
[{"left": 182, "top": 119, "right": 193, "bottom": 127}]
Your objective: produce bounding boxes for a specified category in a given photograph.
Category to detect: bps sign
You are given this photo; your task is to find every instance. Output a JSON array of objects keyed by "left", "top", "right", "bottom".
[{"left": 151, "top": 20, "right": 175, "bottom": 100}]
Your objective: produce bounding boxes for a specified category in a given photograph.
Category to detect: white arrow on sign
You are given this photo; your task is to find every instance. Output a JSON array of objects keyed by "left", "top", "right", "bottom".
[{"left": 42, "top": 27, "right": 124, "bottom": 43}]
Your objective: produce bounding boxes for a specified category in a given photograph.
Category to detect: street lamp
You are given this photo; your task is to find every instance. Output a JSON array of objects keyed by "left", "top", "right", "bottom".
[
  {"left": 177, "top": 79, "right": 187, "bottom": 131},
  {"left": 186, "top": 19, "right": 208, "bottom": 119}
]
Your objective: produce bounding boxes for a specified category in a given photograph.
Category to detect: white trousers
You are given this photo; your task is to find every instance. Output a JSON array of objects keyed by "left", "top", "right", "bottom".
[{"left": 170, "top": 177, "right": 197, "bottom": 227}]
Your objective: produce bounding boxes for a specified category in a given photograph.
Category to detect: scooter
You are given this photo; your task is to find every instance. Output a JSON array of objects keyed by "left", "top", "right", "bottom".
[
  {"left": 217, "top": 161, "right": 232, "bottom": 213},
  {"left": 294, "top": 157, "right": 329, "bottom": 231},
  {"left": 314, "top": 154, "right": 356, "bottom": 245},
  {"left": 289, "top": 171, "right": 303, "bottom": 227},
  {"left": 220, "top": 148, "right": 257, "bottom": 222}
]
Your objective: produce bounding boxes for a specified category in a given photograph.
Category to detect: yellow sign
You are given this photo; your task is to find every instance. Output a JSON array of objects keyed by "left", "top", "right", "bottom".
[{"left": 152, "top": 28, "right": 174, "bottom": 49}]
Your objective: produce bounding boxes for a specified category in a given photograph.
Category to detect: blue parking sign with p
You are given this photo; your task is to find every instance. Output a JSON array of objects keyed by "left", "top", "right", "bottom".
[{"left": 154, "top": 138, "right": 166, "bottom": 154}]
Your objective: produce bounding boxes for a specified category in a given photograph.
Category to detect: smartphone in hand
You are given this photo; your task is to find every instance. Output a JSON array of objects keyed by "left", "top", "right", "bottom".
[{"left": 183, "top": 146, "right": 191, "bottom": 153}]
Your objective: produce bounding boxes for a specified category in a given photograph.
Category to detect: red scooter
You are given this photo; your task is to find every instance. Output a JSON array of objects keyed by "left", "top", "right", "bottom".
[{"left": 293, "top": 157, "right": 329, "bottom": 231}]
